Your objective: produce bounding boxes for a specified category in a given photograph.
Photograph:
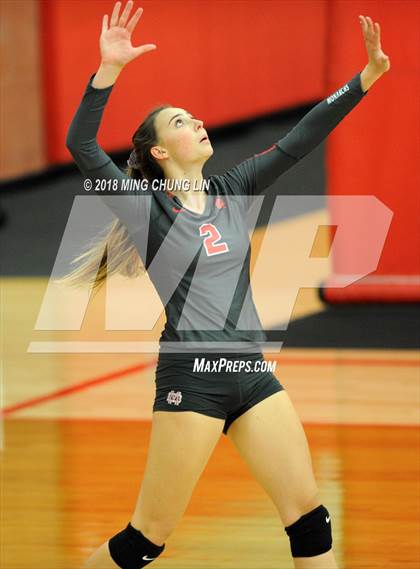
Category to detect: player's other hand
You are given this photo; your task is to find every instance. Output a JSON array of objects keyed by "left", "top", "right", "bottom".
[
  {"left": 359, "top": 15, "right": 390, "bottom": 75},
  {"left": 99, "top": 1, "right": 157, "bottom": 69}
]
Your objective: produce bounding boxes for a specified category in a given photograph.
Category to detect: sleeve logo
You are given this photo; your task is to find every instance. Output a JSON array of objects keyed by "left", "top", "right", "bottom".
[{"left": 327, "top": 83, "right": 350, "bottom": 105}]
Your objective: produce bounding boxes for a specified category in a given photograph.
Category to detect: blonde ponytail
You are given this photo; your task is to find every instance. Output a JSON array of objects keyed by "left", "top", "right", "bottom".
[
  {"left": 57, "top": 104, "right": 171, "bottom": 291},
  {"left": 54, "top": 215, "right": 145, "bottom": 291}
]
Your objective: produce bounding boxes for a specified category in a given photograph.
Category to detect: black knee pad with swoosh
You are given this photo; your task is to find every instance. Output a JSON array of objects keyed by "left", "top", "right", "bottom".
[
  {"left": 284, "top": 504, "right": 333, "bottom": 557},
  {"left": 108, "top": 523, "right": 165, "bottom": 568}
]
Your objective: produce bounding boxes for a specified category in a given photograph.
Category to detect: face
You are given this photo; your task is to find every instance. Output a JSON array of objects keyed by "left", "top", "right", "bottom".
[{"left": 151, "top": 107, "right": 213, "bottom": 168}]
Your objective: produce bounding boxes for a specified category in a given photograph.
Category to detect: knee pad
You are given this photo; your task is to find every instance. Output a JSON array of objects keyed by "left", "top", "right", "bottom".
[
  {"left": 108, "top": 523, "right": 165, "bottom": 568},
  {"left": 284, "top": 504, "right": 332, "bottom": 557}
]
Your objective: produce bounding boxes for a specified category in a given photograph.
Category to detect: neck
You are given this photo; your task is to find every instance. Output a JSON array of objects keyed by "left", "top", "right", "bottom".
[
  {"left": 164, "top": 164, "right": 207, "bottom": 205},
  {"left": 166, "top": 170, "right": 205, "bottom": 189}
]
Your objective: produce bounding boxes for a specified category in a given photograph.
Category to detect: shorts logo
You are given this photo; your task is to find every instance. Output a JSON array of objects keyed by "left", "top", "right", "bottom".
[{"left": 167, "top": 390, "right": 183, "bottom": 406}]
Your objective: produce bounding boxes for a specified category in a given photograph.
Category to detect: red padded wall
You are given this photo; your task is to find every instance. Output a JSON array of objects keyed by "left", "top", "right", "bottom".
[
  {"left": 322, "top": 0, "right": 420, "bottom": 302},
  {"left": 40, "top": 0, "right": 419, "bottom": 303},
  {"left": 40, "top": 0, "right": 327, "bottom": 164}
]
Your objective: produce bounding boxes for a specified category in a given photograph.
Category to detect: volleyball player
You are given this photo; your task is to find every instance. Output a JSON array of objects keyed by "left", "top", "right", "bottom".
[{"left": 63, "top": 2, "right": 390, "bottom": 567}]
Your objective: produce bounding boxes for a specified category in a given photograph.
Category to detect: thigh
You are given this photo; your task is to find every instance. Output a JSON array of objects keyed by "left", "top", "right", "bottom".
[
  {"left": 226, "top": 390, "right": 319, "bottom": 527},
  {"left": 223, "top": 370, "right": 284, "bottom": 435},
  {"left": 131, "top": 410, "right": 224, "bottom": 530}
]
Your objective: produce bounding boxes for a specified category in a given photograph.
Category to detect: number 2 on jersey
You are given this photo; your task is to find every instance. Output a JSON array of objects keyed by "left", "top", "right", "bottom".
[{"left": 199, "top": 223, "right": 229, "bottom": 256}]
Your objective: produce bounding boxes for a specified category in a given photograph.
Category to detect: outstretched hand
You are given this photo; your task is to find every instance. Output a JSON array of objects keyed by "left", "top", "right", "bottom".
[
  {"left": 359, "top": 15, "right": 390, "bottom": 75},
  {"left": 99, "top": 1, "right": 157, "bottom": 68}
]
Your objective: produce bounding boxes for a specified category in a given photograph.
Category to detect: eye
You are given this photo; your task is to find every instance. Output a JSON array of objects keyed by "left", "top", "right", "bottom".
[{"left": 175, "top": 118, "right": 184, "bottom": 127}]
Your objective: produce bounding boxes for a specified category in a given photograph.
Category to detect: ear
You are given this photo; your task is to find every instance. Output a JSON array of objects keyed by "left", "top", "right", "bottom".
[{"left": 150, "top": 146, "right": 168, "bottom": 161}]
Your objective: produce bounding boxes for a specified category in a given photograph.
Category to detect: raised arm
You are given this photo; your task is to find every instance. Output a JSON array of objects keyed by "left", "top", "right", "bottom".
[
  {"left": 65, "top": 1, "right": 157, "bottom": 179},
  {"left": 275, "top": 14, "right": 390, "bottom": 167},
  {"left": 65, "top": 68, "right": 126, "bottom": 181},
  {"left": 65, "top": 1, "right": 157, "bottom": 232},
  {"left": 221, "top": 14, "right": 390, "bottom": 201}
]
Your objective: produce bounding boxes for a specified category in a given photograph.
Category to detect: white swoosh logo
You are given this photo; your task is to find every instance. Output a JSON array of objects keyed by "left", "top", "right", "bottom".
[
  {"left": 326, "top": 516, "right": 330, "bottom": 523},
  {"left": 142, "top": 555, "right": 156, "bottom": 561}
]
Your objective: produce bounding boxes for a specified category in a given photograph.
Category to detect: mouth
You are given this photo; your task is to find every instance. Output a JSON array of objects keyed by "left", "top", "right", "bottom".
[{"left": 199, "top": 135, "right": 209, "bottom": 143}]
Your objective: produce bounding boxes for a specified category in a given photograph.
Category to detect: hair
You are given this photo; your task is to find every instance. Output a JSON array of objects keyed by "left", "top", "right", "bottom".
[{"left": 56, "top": 104, "right": 173, "bottom": 293}]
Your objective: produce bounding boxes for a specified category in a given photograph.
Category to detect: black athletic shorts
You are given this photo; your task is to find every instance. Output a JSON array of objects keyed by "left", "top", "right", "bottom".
[{"left": 153, "top": 352, "right": 284, "bottom": 435}]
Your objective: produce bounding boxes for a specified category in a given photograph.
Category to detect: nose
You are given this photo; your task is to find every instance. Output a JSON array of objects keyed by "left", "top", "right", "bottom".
[{"left": 194, "top": 118, "right": 204, "bottom": 130}]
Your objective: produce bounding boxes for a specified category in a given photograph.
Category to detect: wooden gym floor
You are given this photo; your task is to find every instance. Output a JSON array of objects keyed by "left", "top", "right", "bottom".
[{"left": 1, "top": 212, "right": 419, "bottom": 568}]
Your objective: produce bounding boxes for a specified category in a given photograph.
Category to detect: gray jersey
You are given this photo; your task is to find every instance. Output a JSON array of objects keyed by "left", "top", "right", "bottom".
[{"left": 66, "top": 72, "right": 367, "bottom": 354}]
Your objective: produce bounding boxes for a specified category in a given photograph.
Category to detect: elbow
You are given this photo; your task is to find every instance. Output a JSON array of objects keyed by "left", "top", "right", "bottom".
[
  {"left": 65, "top": 133, "right": 97, "bottom": 156},
  {"left": 65, "top": 131, "right": 78, "bottom": 154},
  {"left": 65, "top": 120, "right": 84, "bottom": 155}
]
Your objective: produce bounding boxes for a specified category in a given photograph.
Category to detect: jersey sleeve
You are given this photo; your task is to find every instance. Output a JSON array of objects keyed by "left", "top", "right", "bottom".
[
  {"left": 65, "top": 74, "right": 151, "bottom": 234},
  {"left": 218, "top": 70, "right": 368, "bottom": 208}
]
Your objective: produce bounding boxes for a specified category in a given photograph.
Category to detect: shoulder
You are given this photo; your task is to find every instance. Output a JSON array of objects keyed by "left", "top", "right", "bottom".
[{"left": 207, "top": 159, "right": 255, "bottom": 197}]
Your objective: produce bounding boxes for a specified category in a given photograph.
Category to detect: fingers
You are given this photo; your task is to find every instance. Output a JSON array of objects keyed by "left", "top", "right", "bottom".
[
  {"left": 102, "top": 14, "right": 108, "bottom": 34},
  {"left": 118, "top": 0, "right": 133, "bottom": 28},
  {"left": 374, "top": 21, "right": 381, "bottom": 41},
  {"left": 359, "top": 15, "right": 380, "bottom": 38},
  {"left": 359, "top": 15, "right": 372, "bottom": 36},
  {"left": 365, "top": 15, "right": 374, "bottom": 35},
  {"left": 132, "top": 44, "right": 157, "bottom": 59},
  {"left": 106, "top": 1, "right": 145, "bottom": 34},
  {"left": 359, "top": 15, "right": 367, "bottom": 34},
  {"left": 110, "top": 1, "right": 122, "bottom": 27},
  {"left": 126, "top": 6, "right": 143, "bottom": 34}
]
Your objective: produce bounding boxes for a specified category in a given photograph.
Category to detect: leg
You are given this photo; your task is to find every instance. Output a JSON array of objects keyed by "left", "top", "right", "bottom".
[
  {"left": 83, "top": 410, "right": 224, "bottom": 568},
  {"left": 226, "top": 390, "right": 338, "bottom": 569}
]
